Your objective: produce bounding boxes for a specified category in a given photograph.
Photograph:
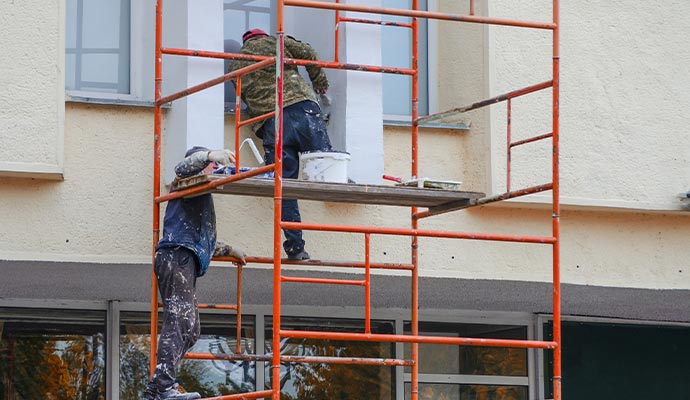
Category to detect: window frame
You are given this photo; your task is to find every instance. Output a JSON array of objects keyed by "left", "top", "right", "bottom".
[
  {"left": 222, "top": 0, "right": 276, "bottom": 112},
  {"left": 0, "top": 305, "right": 108, "bottom": 400},
  {"left": 65, "top": 0, "right": 154, "bottom": 104},
  {"left": 399, "top": 315, "right": 535, "bottom": 400},
  {"left": 0, "top": 299, "right": 540, "bottom": 400},
  {"left": 381, "top": 0, "right": 435, "bottom": 122},
  {"left": 536, "top": 314, "right": 690, "bottom": 400}
]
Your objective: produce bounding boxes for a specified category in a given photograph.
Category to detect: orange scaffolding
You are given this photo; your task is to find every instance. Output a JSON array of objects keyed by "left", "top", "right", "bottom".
[{"left": 151, "top": 1, "right": 561, "bottom": 399}]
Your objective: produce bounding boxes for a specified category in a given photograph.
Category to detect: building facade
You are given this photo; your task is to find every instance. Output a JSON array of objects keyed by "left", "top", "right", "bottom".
[{"left": 1, "top": 1, "right": 689, "bottom": 399}]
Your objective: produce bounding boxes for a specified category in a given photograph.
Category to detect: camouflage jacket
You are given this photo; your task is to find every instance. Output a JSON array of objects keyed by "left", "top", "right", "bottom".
[{"left": 229, "top": 35, "right": 328, "bottom": 118}]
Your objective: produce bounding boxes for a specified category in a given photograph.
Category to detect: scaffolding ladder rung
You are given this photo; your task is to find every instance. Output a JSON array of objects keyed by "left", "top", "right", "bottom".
[
  {"left": 283, "top": 221, "right": 556, "bottom": 244},
  {"left": 280, "top": 330, "right": 558, "bottom": 349},
  {"left": 158, "top": 303, "right": 238, "bottom": 311},
  {"left": 281, "top": 355, "right": 414, "bottom": 366},
  {"left": 213, "top": 255, "right": 414, "bottom": 271},
  {"left": 201, "top": 389, "right": 273, "bottom": 400},
  {"left": 339, "top": 16, "right": 413, "bottom": 28},
  {"left": 510, "top": 132, "right": 553, "bottom": 148},
  {"left": 285, "top": 0, "right": 558, "bottom": 30},
  {"left": 281, "top": 276, "right": 367, "bottom": 286},
  {"left": 185, "top": 352, "right": 271, "bottom": 362}
]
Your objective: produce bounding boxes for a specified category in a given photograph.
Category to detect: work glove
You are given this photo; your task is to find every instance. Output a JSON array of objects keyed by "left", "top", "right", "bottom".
[
  {"left": 214, "top": 241, "right": 247, "bottom": 265},
  {"left": 229, "top": 246, "right": 247, "bottom": 265},
  {"left": 208, "top": 149, "right": 235, "bottom": 166}
]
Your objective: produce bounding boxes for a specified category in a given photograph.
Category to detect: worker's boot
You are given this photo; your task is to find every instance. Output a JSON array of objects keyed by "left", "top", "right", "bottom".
[
  {"left": 158, "top": 387, "right": 201, "bottom": 400},
  {"left": 287, "top": 250, "right": 310, "bottom": 261},
  {"left": 144, "top": 384, "right": 201, "bottom": 400}
]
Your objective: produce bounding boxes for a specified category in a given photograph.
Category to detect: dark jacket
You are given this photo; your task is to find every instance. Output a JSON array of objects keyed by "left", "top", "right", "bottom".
[{"left": 157, "top": 155, "right": 216, "bottom": 277}]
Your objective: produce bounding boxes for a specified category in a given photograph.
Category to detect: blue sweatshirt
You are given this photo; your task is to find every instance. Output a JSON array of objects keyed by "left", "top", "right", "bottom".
[{"left": 157, "top": 154, "right": 216, "bottom": 277}]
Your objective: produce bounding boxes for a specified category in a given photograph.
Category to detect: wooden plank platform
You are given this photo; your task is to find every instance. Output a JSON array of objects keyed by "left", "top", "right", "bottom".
[{"left": 172, "top": 174, "right": 484, "bottom": 209}]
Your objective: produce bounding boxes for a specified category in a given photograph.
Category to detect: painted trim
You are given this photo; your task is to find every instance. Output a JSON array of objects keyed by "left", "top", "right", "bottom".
[
  {"left": 0, "top": 163, "right": 64, "bottom": 180},
  {"left": 0, "top": 251, "right": 150, "bottom": 264},
  {"left": 406, "top": 373, "right": 528, "bottom": 386},
  {"left": 106, "top": 300, "right": 120, "bottom": 400},
  {"left": 487, "top": 193, "right": 690, "bottom": 214}
]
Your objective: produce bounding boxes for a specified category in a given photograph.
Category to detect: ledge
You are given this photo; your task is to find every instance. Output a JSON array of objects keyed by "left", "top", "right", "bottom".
[
  {"left": 0, "top": 163, "right": 64, "bottom": 180},
  {"left": 66, "top": 95, "right": 159, "bottom": 108},
  {"left": 384, "top": 118, "right": 470, "bottom": 131}
]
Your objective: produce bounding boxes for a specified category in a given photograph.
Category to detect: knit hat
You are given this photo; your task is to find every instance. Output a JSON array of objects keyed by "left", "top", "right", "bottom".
[
  {"left": 242, "top": 29, "right": 268, "bottom": 43},
  {"left": 185, "top": 146, "right": 209, "bottom": 158}
]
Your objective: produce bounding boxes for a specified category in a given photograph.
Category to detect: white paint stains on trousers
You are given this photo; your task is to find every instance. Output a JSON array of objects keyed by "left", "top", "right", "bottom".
[{"left": 150, "top": 247, "right": 200, "bottom": 391}]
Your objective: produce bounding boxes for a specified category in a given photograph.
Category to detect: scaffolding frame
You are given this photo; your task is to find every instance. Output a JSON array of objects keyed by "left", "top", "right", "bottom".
[{"left": 151, "top": 1, "right": 561, "bottom": 399}]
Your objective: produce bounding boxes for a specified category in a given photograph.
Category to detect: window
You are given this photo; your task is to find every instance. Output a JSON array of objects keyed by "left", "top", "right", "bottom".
[
  {"left": 0, "top": 308, "right": 106, "bottom": 400},
  {"left": 382, "top": 0, "right": 429, "bottom": 118},
  {"left": 119, "top": 311, "right": 257, "bottom": 399},
  {"left": 65, "top": 0, "right": 131, "bottom": 95},
  {"left": 223, "top": 0, "right": 275, "bottom": 109},
  {"left": 543, "top": 320, "right": 690, "bottom": 400},
  {"left": 265, "top": 316, "right": 395, "bottom": 399},
  {"left": 404, "top": 321, "right": 529, "bottom": 400}
]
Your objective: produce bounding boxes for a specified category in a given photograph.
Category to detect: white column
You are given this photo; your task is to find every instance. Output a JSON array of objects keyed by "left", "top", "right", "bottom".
[
  {"left": 341, "top": 0, "right": 384, "bottom": 184},
  {"left": 288, "top": 0, "right": 384, "bottom": 184},
  {"left": 163, "top": 0, "right": 224, "bottom": 184}
]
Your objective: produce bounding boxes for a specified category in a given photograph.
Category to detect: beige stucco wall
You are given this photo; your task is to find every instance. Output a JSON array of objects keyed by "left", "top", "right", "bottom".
[
  {"left": 0, "top": 103, "right": 152, "bottom": 263},
  {"left": 1, "top": 1, "right": 689, "bottom": 294},
  {"left": 0, "top": 0, "right": 64, "bottom": 178},
  {"left": 484, "top": 0, "right": 690, "bottom": 210},
  {"left": 0, "top": 103, "right": 688, "bottom": 290}
]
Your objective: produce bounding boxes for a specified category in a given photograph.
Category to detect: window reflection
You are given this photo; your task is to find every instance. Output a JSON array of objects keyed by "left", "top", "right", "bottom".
[
  {"left": 405, "top": 383, "right": 528, "bottom": 400},
  {"left": 404, "top": 322, "right": 528, "bottom": 376},
  {"left": 119, "top": 312, "right": 256, "bottom": 399},
  {"left": 265, "top": 317, "right": 395, "bottom": 400},
  {"left": 0, "top": 308, "right": 106, "bottom": 400}
]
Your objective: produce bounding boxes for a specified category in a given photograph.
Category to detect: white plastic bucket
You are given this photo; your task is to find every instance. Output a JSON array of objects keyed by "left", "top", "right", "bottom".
[{"left": 299, "top": 151, "right": 350, "bottom": 183}]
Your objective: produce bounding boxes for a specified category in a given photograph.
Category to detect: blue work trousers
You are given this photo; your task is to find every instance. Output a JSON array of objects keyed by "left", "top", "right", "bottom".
[{"left": 258, "top": 100, "right": 332, "bottom": 256}]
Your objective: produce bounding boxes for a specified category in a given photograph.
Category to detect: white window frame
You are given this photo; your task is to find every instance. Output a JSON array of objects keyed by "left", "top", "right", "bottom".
[{"left": 65, "top": 0, "right": 154, "bottom": 104}]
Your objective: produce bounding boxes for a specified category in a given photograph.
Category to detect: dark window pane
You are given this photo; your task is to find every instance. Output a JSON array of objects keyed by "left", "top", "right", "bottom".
[
  {"left": 405, "top": 383, "right": 527, "bottom": 400},
  {"left": 0, "top": 308, "right": 106, "bottom": 400},
  {"left": 404, "top": 322, "right": 528, "bottom": 376},
  {"left": 119, "top": 311, "right": 256, "bottom": 399},
  {"left": 265, "top": 316, "right": 395, "bottom": 400},
  {"left": 544, "top": 321, "right": 690, "bottom": 400}
]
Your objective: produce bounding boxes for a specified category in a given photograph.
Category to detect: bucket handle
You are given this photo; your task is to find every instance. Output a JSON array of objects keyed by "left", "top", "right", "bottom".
[{"left": 239, "top": 138, "right": 264, "bottom": 164}]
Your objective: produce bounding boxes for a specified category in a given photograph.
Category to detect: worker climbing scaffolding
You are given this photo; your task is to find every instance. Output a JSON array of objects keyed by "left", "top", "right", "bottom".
[{"left": 230, "top": 29, "right": 334, "bottom": 261}]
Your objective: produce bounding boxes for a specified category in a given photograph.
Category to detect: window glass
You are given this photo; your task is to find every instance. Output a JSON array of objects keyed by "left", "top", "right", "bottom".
[
  {"left": 543, "top": 320, "right": 690, "bottom": 400},
  {"left": 405, "top": 383, "right": 528, "bottom": 400},
  {"left": 119, "top": 311, "right": 256, "bottom": 399},
  {"left": 223, "top": 0, "right": 274, "bottom": 110},
  {"left": 65, "top": 0, "right": 131, "bottom": 94},
  {"left": 404, "top": 322, "right": 528, "bottom": 376},
  {"left": 0, "top": 308, "right": 106, "bottom": 400},
  {"left": 265, "top": 316, "right": 395, "bottom": 400},
  {"left": 382, "top": 0, "right": 428, "bottom": 117}
]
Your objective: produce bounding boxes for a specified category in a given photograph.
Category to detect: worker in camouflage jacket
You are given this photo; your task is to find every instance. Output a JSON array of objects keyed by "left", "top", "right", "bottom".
[
  {"left": 230, "top": 29, "right": 333, "bottom": 261},
  {"left": 145, "top": 146, "right": 247, "bottom": 400}
]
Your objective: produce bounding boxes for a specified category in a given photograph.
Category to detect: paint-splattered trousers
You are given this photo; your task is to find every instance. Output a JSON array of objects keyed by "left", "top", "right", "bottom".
[
  {"left": 148, "top": 246, "right": 201, "bottom": 392},
  {"left": 258, "top": 100, "right": 332, "bottom": 256}
]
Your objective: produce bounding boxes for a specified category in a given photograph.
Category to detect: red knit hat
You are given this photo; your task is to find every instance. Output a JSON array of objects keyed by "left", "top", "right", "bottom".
[{"left": 242, "top": 29, "right": 268, "bottom": 43}]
